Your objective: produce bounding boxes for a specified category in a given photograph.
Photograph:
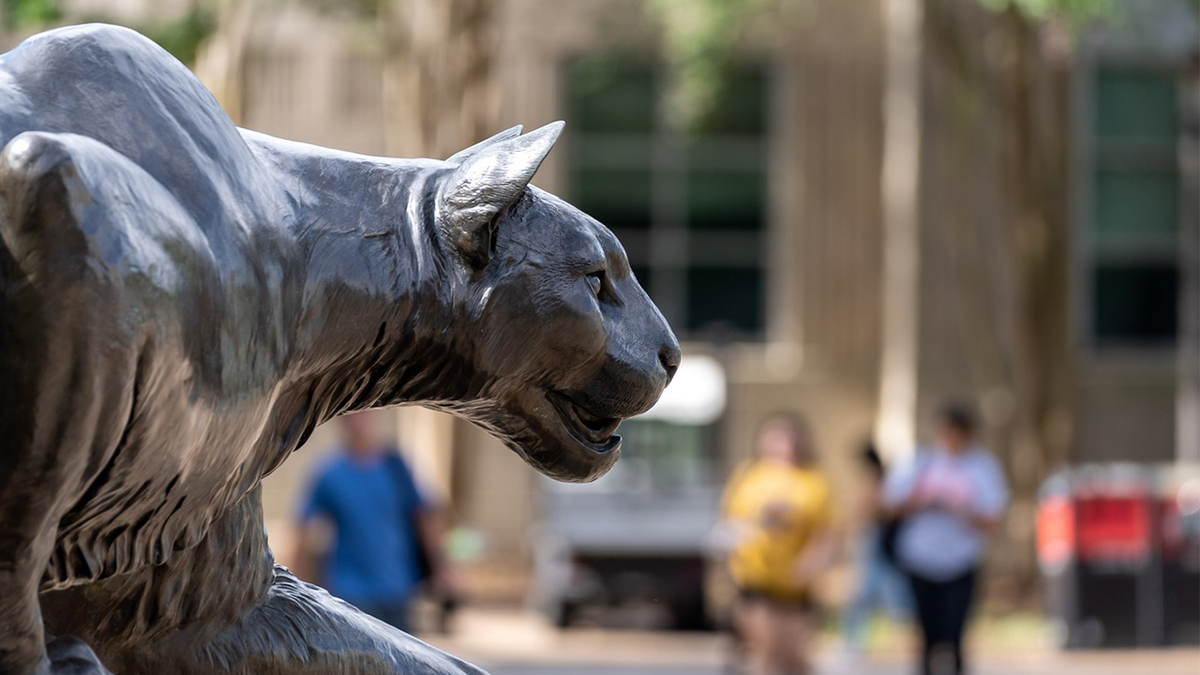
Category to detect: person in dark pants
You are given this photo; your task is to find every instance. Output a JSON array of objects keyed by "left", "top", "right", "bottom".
[
  {"left": 882, "top": 405, "right": 1008, "bottom": 675},
  {"left": 906, "top": 569, "right": 976, "bottom": 673}
]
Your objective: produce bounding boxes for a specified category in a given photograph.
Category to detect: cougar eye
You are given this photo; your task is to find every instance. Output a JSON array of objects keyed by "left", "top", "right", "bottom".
[{"left": 586, "top": 271, "right": 603, "bottom": 297}]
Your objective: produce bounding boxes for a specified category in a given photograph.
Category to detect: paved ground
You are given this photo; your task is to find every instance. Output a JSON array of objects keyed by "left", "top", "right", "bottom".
[
  {"left": 484, "top": 666, "right": 1197, "bottom": 675},
  {"left": 487, "top": 662, "right": 705, "bottom": 667},
  {"left": 482, "top": 653, "right": 1200, "bottom": 675},
  {"left": 419, "top": 608, "right": 1200, "bottom": 675}
]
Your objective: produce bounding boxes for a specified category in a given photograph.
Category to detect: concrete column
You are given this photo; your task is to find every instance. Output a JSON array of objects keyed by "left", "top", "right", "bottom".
[
  {"left": 874, "top": 0, "right": 923, "bottom": 462},
  {"left": 1178, "top": 62, "right": 1199, "bottom": 464}
]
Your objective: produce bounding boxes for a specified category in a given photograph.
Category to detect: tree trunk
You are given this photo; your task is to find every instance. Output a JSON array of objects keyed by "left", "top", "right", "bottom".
[
  {"left": 920, "top": 0, "right": 1074, "bottom": 595},
  {"left": 193, "top": 0, "right": 258, "bottom": 126},
  {"left": 376, "top": 0, "right": 503, "bottom": 499},
  {"left": 379, "top": 0, "right": 499, "bottom": 159},
  {"left": 996, "top": 7, "right": 1074, "bottom": 593}
]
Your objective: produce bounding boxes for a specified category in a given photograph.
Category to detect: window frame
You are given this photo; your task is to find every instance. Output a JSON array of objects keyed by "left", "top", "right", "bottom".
[
  {"left": 1072, "top": 47, "right": 1188, "bottom": 359},
  {"left": 558, "top": 54, "right": 777, "bottom": 341}
]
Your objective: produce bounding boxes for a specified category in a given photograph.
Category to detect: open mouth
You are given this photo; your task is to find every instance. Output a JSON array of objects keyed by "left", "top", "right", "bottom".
[{"left": 547, "top": 392, "right": 622, "bottom": 452}]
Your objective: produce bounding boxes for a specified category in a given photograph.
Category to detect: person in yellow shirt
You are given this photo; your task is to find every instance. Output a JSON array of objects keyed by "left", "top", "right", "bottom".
[{"left": 721, "top": 412, "right": 836, "bottom": 675}]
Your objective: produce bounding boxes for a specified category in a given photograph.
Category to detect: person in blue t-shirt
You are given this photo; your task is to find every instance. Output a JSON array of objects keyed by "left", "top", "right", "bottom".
[{"left": 293, "top": 412, "right": 452, "bottom": 632}]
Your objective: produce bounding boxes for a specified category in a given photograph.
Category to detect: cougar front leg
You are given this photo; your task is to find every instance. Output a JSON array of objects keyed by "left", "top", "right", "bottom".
[
  {"left": 0, "top": 522, "right": 112, "bottom": 675},
  {"left": 1, "top": 122, "right": 137, "bottom": 675},
  {"left": 0, "top": 377, "right": 119, "bottom": 675},
  {"left": 0, "top": 527, "right": 52, "bottom": 675}
]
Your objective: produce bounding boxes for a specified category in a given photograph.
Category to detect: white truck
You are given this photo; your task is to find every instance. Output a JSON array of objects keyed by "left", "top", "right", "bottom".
[{"left": 534, "top": 357, "right": 727, "bottom": 629}]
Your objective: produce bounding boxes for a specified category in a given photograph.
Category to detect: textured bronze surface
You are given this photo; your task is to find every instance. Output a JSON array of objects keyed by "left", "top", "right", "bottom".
[{"left": 0, "top": 24, "right": 678, "bottom": 675}]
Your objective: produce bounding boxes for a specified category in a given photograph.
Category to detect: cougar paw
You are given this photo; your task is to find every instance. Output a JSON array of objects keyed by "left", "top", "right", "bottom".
[{"left": 42, "top": 636, "right": 113, "bottom": 675}]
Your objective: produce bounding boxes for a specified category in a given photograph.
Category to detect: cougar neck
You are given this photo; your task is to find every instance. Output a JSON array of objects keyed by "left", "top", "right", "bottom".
[{"left": 244, "top": 132, "right": 475, "bottom": 421}]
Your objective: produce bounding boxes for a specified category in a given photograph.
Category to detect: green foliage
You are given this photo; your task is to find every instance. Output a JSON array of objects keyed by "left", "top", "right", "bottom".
[
  {"left": 138, "top": 6, "right": 217, "bottom": 66},
  {"left": 644, "top": 0, "right": 770, "bottom": 133},
  {"left": 2, "top": 0, "right": 62, "bottom": 29},
  {"left": 301, "top": 0, "right": 388, "bottom": 19},
  {"left": 974, "top": 0, "right": 1115, "bottom": 24},
  {"left": 644, "top": 0, "right": 1130, "bottom": 132},
  {"left": 1, "top": 0, "right": 216, "bottom": 67}
]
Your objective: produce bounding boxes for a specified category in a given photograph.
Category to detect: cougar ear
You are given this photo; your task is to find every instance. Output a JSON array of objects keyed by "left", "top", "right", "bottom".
[
  {"left": 439, "top": 121, "right": 564, "bottom": 269},
  {"left": 445, "top": 125, "right": 523, "bottom": 164}
]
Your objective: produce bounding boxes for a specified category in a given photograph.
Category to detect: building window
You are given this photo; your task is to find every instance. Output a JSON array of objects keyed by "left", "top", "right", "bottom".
[
  {"left": 598, "top": 418, "right": 716, "bottom": 492},
  {"left": 1087, "top": 65, "right": 1181, "bottom": 347},
  {"left": 564, "top": 56, "right": 770, "bottom": 338}
]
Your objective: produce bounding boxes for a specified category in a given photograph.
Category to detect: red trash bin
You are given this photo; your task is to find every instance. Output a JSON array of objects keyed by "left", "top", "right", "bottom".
[{"left": 1038, "top": 464, "right": 1161, "bottom": 648}]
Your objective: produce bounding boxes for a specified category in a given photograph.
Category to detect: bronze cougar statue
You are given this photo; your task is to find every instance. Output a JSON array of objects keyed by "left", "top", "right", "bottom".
[{"left": 0, "top": 24, "right": 679, "bottom": 675}]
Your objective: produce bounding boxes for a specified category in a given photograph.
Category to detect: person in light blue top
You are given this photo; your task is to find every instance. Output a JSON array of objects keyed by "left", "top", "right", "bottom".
[
  {"left": 883, "top": 404, "right": 1008, "bottom": 675},
  {"left": 293, "top": 412, "right": 452, "bottom": 633}
]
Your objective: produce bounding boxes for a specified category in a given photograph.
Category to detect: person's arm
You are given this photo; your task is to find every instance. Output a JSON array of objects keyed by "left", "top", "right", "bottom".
[
  {"left": 393, "top": 454, "right": 459, "bottom": 597},
  {"left": 894, "top": 490, "right": 935, "bottom": 518},
  {"left": 959, "top": 509, "right": 1001, "bottom": 532},
  {"left": 710, "top": 462, "right": 755, "bottom": 554},
  {"left": 291, "top": 474, "right": 331, "bottom": 583},
  {"left": 862, "top": 474, "right": 886, "bottom": 520},
  {"left": 937, "top": 490, "right": 1001, "bottom": 531},
  {"left": 414, "top": 505, "right": 458, "bottom": 596},
  {"left": 791, "top": 531, "right": 838, "bottom": 585},
  {"left": 949, "top": 452, "right": 1009, "bottom": 532},
  {"left": 290, "top": 522, "right": 319, "bottom": 582},
  {"left": 880, "top": 456, "right": 923, "bottom": 519},
  {"left": 791, "top": 479, "right": 838, "bottom": 585}
]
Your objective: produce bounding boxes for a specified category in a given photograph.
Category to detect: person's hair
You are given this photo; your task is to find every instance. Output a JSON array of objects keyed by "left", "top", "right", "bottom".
[
  {"left": 939, "top": 402, "right": 977, "bottom": 438},
  {"left": 859, "top": 440, "right": 884, "bottom": 479},
  {"left": 756, "top": 410, "right": 815, "bottom": 467}
]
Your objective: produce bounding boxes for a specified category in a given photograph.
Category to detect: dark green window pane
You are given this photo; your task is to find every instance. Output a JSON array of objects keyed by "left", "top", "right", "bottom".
[
  {"left": 570, "top": 167, "right": 652, "bottom": 231},
  {"left": 686, "top": 167, "right": 766, "bottom": 231},
  {"left": 630, "top": 265, "right": 652, "bottom": 292},
  {"left": 1095, "top": 69, "right": 1178, "bottom": 141},
  {"left": 565, "top": 54, "right": 771, "bottom": 341},
  {"left": 1093, "top": 168, "right": 1178, "bottom": 242},
  {"left": 688, "top": 232, "right": 761, "bottom": 267},
  {"left": 566, "top": 57, "right": 656, "bottom": 135},
  {"left": 687, "top": 267, "right": 762, "bottom": 334},
  {"left": 700, "top": 65, "right": 768, "bottom": 135},
  {"left": 1093, "top": 263, "right": 1178, "bottom": 344}
]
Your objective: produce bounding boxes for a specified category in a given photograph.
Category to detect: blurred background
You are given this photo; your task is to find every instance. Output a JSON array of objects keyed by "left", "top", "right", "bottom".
[{"left": 3, "top": 0, "right": 1197, "bottom": 673}]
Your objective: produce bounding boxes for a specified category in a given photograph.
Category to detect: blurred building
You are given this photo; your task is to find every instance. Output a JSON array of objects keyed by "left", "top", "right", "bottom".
[
  {"left": 6, "top": 0, "right": 1195, "bottom": 599},
  {"left": 216, "top": 0, "right": 1193, "bottom": 579}
]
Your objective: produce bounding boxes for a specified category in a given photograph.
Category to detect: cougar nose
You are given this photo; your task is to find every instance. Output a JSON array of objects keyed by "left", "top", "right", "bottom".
[{"left": 659, "top": 338, "right": 681, "bottom": 383}]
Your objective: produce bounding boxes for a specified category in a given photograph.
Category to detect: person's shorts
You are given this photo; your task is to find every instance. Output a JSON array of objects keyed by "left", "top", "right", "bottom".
[{"left": 737, "top": 586, "right": 815, "bottom": 612}]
